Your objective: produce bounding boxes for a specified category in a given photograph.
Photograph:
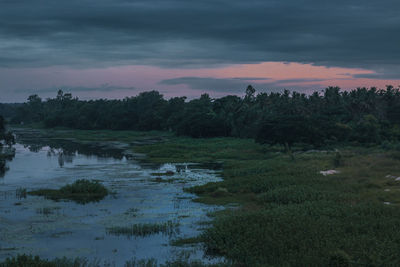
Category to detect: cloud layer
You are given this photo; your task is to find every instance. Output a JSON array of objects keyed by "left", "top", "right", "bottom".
[{"left": 1, "top": 0, "right": 399, "bottom": 74}]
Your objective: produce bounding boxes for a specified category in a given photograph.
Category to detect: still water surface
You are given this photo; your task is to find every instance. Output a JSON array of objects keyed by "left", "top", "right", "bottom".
[{"left": 0, "top": 135, "right": 223, "bottom": 265}]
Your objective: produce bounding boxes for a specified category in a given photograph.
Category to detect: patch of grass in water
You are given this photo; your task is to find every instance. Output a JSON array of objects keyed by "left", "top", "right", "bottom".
[
  {"left": 170, "top": 236, "right": 203, "bottom": 246},
  {"left": 150, "top": 170, "right": 175, "bottom": 176},
  {"left": 15, "top": 188, "right": 27, "bottom": 199},
  {"left": 36, "top": 206, "right": 61, "bottom": 216},
  {"left": 151, "top": 177, "right": 181, "bottom": 183},
  {"left": 125, "top": 257, "right": 228, "bottom": 267},
  {"left": 106, "top": 221, "right": 179, "bottom": 237},
  {"left": 0, "top": 254, "right": 226, "bottom": 267},
  {"left": 124, "top": 208, "right": 140, "bottom": 217},
  {"left": 125, "top": 258, "right": 158, "bottom": 267},
  {"left": 0, "top": 254, "right": 87, "bottom": 267},
  {"left": 28, "top": 179, "right": 108, "bottom": 204}
]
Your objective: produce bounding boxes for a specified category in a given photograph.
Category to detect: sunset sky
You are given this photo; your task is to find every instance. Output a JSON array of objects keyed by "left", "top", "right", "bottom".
[{"left": 1, "top": 0, "right": 399, "bottom": 102}]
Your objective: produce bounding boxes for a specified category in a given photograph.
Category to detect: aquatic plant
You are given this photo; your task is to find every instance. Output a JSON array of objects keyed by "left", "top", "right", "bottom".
[
  {"left": 0, "top": 254, "right": 87, "bottom": 267},
  {"left": 150, "top": 170, "right": 175, "bottom": 176},
  {"left": 36, "top": 206, "right": 60, "bottom": 216},
  {"left": 28, "top": 179, "right": 108, "bottom": 204},
  {"left": 106, "top": 221, "right": 179, "bottom": 237},
  {"left": 15, "top": 188, "right": 27, "bottom": 199}
]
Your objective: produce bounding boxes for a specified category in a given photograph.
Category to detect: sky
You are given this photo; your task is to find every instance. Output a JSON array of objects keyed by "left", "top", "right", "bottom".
[{"left": 1, "top": 0, "right": 400, "bottom": 102}]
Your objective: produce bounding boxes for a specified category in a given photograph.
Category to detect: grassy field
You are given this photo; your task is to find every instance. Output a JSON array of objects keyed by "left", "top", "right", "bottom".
[{"left": 9, "top": 127, "right": 400, "bottom": 266}]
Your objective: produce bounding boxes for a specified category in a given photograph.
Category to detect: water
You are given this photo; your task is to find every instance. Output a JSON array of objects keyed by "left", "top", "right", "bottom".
[{"left": 0, "top": 135, "right": 223, "bottom": 265}]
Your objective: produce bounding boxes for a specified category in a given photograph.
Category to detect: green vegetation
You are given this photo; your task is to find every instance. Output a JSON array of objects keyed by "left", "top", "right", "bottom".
[
  {"left": 106, "top": 221, "right": 179, "bottom": 237},
  {"left": 171, "top": 236, "right": 203, "bottom": 246},
  {"left": 28, "top": 179, "right": 108, "bottom": 204},
  {"left": 0, "top": 254, "right": 86, "bottom": 267},
  {"left": 36, "top": 206, "right": 61, "bottom": 216},
  {"left": 133, "top": 136, "right": 400, "bottom": 266},
  {"left": 15, "top": 188, "right": 27, "bottom": 199},
  {"left": 150, "top": 171, "right": 175, "bottom": 176}
]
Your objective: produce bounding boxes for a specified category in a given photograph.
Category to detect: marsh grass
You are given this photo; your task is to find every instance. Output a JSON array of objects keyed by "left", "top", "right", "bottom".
[
  {"left": 36, "top": 206, "right": 61, "bottom": 216},
  {"left": 15, "top": 188, "right": 27, "bottom": 199},
  {"left": 124, "top": 208, "right": 139, "bottom": 217},
  {"left": 0, "top": 254, "right": 88, "bottom": 267},
  {"left": 170, "top": 236, "right": 203, "bottom": 246},
  {"left": 106, "top": 221, "right": 179, "bottom": 237},
  {"left": 133, "top": 136, "right": 400, "bottom": 265},
  {"left": 28, "top": 179, "right": 108, "bottom": 204},
  {"left": 151, "top": 177, "right": 181, "bottom": 183},
  {"left": 125, "top": 257, "right": 228, "bottom": 267},
  {"left": 150, "top": 171, "right": 175, "bottom": 176}
]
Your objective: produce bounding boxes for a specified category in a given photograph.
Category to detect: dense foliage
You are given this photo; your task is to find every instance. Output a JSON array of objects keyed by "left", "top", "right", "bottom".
[{"left": 6, "top": 85, "right": 400, "bottom": 147}]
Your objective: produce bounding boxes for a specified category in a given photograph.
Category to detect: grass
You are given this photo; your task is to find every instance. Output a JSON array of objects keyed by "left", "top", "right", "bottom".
[
  {"left": 0, "top": 254, "right": 87, "bottom": 267},
  {"left": 106, "top": 221, "right": 179, "bottom": 237},
  {"left": 150, "top": 171, "right": 175, "bottom": 176},
  {"left": 170, "top": 236, "right": 203, "bottom": 246},
  {"left": 36, "top": 206, "right": 61, "bottom": 216},
  {"left": 15, "top": 188, "right": 27, "bottom": 199},
  {"left": 28, "top": 179, "right": 108, "bottom": 204}
]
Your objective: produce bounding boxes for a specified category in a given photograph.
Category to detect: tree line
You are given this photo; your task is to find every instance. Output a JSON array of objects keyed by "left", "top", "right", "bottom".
[{"left": 6, "top": 85, "right": 400, "bottom": 148}]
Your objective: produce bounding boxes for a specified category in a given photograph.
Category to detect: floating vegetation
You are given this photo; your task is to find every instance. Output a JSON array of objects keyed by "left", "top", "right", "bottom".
[
  {"left": 0, "top": 254, "right": 87, "bottom": 267},
  {"left": 28, "top": 179, "right": 108, "bottom": 204},
  {"left": 150, "top": 170, "right": 174, "bottom": 176},
  {"left": 106, "top": 221, "right": 179, "bottom": 237},
  {"left": 151, "top": 177, "right": 181, "bottom": 183},
  {"left": 170, "top": 236, "right": 203, "bottom": 247},
  {"left": 36, "top": 206, "right": 61, "bottom": 216},
  {"left": 15, "top": 188, "right": 27, "bottom": 199},
  {"left": 125, "top": 258, "right": 158, "bottom": 267},
  {"left": 124, "top": 208, "right": 139, "bottom": 217}
]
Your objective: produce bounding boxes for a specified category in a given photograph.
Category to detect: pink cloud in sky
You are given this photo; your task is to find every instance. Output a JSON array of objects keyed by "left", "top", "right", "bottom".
[{"left": 1, "top": 62, "right": 399, "bottom": 102}]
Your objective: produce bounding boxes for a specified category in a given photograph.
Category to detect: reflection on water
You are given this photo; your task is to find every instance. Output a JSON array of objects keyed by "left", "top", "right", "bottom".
[
  {"left": 0, "top": 133, "right": 224, "bottom": 265},
  {"left": 0, "top": 146, "right": 15, "bottom": 178}
]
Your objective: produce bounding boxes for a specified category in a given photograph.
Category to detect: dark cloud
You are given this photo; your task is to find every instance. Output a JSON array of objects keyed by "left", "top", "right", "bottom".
[
  {"left": 0, "top": 0, "right": 399, "bottom": 77},
  {"left": 160, "top": 77, "right": 325, "bottom": 93}
]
